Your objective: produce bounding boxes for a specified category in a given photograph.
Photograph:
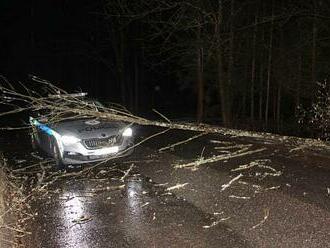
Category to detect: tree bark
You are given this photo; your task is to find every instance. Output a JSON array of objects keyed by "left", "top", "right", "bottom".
[
  {"left": 134, "top": 51, "right": 139, "bottom": 113},
  {"left": 227, "top": 0, "right": 234, "bottom": 124},
  {"left": 296, "top": 44, "right": 302, "bottom": 115},
  {"left": 276, "top": 84, "right": 281, "bottom": 130},
  {"left": 312, "top": 0, "right": 317, "bottom": 84},
  {"left": 277, "top": 0, "right": 284, "bottom": 131},
  {"left": 119, "top": 28, "right": 126, "bottom": 106},
  {"left": 217, "top": 0, "right": 234, "bottom": 127},
  {"left": 258, "top": 5, "right": 265, "bottom": 123},
  {"left": 265, "top": 1, "right": 274, "bottom": 126},
  {"left": 259, "top": 64, "right": 263, "bottom": 122},
  {"left": 250, "top": 14, "right": 258, "bottom": 120},
  {"left": 216, "top": 0, "right": 229, "bottom": 127},
  {"left": 217, "top": 36, "right": 228, "bottom": 126},
  {"left": 196, "top": 17, "right": 204, "bottom": 123}
]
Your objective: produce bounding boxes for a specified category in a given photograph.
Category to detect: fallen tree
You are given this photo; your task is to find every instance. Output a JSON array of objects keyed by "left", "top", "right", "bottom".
[
  {"left": 0, "top": 75, "right": 329, "bottom": 152},
  {"left": 1, "top": 75, "right": 329, "bottom": 244}
]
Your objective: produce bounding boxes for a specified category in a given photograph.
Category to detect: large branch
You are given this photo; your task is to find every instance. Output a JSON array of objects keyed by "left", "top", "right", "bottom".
[{"left": 0, "top": 75, "right": 328, "bottom": 150}]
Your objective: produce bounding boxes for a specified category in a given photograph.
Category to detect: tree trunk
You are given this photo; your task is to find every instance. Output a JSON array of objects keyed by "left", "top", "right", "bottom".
[
  {"left": 276, "top": 84, "right": 281, "bottom": 131},
  {"left": 227, "top": 0, "right": 234, "bottom": 124},
  {"left": 119, "top": 29, "right": 126, "bottom": 106},
  {"left": 265, "top": 1, "right": 274, "bottom": 126},
  {"left": 277, "top": 1, "right": 284, "bottom": 131},
  {"left": 312, "top": 0, "right": 317, "bottom": 84},
  {"left": 250, "top": 15, "right": 258, "bottom": 120},
  {"left": 273, "top": 88, "right": 277, "bottom": 121},
  {"left": 196, "top": 17, "right": 204, "bottom": 123},
  {"left": 217, "top": 37, "right": 228, "bottom": 126},
  {"left": 295, "top": 43, "right": 302, "bottom": 116},
  {"left": 217, "top": 0, "right": 234, "bottom": 127},
  {"left": 242, "top": 91, "right": 247, "bottom": 118},
  {"left": 216, "top": 0, "right": 230, "bottom": 127},
  {"left": 134, "top": 51, "right": 139, "bottom": 113},
  {"left": 258, "top": 4, "right": 265, "bottom": 123},
  {"left": 259, "top": 61, "right": 264, "bottom": 122}
]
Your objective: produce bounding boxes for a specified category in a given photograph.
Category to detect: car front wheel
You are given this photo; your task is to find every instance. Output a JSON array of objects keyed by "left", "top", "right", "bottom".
[
  {"left": 53, "top": 141, "right": 65, "bottom": 171},
  {"left": 31, "top": 132, "right": 38, "bottom": 151}
]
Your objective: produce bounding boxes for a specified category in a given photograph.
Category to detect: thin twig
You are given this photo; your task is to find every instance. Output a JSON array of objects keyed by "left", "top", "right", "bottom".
[
  {"left": 152, "top": 109, "right": 171, "bottom": 123},
  {"left": 120, "top": 164, "right": 134, "bottom": 182},
  {"left": 174, "top": 148, "right": 266, "bottom": 169},
  {"left": 221, "top": 174, "right": 243, "bottom": 192},
  {"left": 251, "top": 209, "right": 270, "bottom": 229},
  {"left": 159, "top": 132, "right": 207, "bottom": 152},
  {"left": 166, "top": 183, "right": 189, "bottom": 191}
]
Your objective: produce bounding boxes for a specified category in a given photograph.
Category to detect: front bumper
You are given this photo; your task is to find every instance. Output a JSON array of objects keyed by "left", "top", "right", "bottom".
[{"left": 61, "top": 139, "right": 134, "bottom": 165}]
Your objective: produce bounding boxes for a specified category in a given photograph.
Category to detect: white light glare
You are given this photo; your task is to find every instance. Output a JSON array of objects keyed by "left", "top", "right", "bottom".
[
  {"left": 61, "top": 135, "right": 81, "bottom": 145},
  {"left": 122, "top": 127, "right": 133, "bottom": 137}
]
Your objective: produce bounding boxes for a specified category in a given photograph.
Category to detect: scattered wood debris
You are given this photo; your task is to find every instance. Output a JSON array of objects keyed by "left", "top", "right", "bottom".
[
  {"left": 159, "top": 132, "right": 208, "bottom": 152},
  {"left": 30, "top": 153, "right": 43, "bottom": 160},
  {"left": 72, "top": 215, "right": 93, "bottom": 225},
  {"left": 174, "top": 148, "right": 266, "bottom": 170},
  {"left": 213, "top": 211, "right": 224, "bottom": 216},
  {"left": 257, "top": 163, "right": 282, "bottom": 177},
  {"left": 209, "top": 140, "right": 233, "bottom": 145},
  {"left": 289, "top": 145, "right": 308, "bottom": 153},
  {"left": 232, "top": 159, "right": 282, "bottom": 178},
  {"left": 264, "top": 186, "right": 281, "bottom": 191},
  {"left": 214, "top": 144, "right": 252, "bottom": 150},
  {"left": 120, "top": 164, "right": 134, "bottom": 182},
  {"left": 203, "top": 217, "right": 231, "bottom": 229},
  {"left": 231, "top": 162, "right": 258, "bottom": 172},
  {"left": 123, "top": 159, "right": 160, "bottom": 164},
  {"left": 154, "top": 182, "right": 169, "bottom": 187},
  {"left": 221, "top": 174, "right": 243, "bottom": 192},
  {"left": 141, "top": 202, "right": 150, "bottom": 208},
  {"left": 89, "top": 184, "right": 125, "bottom": 194},
  {"left": 166, "top": 183, "right": 189, "bottom": 191},
  {"left": 229, "top": 195, "right": 251, "bottom": 200},
  {"left": 58, "top": 196, "right": 75, "bottom": 201},
  {"left": 0, "top": 224, "right": 31, "bottom": 235},
  {"left": 251, "top": 209, "right": 270, "bottom": 230}
]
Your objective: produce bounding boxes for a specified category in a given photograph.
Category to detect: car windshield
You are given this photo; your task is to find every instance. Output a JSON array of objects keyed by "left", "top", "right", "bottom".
[
  {"left": 32, "top": 98, "right": 107, "bottom": 124},
  {"left": 84, "top": 100, "right": 105, "bottom": 111}
]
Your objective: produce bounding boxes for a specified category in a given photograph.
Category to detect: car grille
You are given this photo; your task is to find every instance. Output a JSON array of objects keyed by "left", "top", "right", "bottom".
[{"left": 83, "top": 135, "right": 122, "bottom": 149}]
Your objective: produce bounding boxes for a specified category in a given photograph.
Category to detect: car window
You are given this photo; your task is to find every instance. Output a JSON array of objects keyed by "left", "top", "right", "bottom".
[{"left": 84, "top": 100, "right": 105, "bottom": 111}]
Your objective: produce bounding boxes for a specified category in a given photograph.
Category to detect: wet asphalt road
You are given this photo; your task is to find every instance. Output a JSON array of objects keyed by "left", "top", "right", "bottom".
[{"left": 2, "top": 127, "right": 330, "bottom": 247}]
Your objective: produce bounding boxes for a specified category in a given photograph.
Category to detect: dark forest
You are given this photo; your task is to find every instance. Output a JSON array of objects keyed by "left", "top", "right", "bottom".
[{"left": 1, "top": 0, "right": 330, "bottom": 138}]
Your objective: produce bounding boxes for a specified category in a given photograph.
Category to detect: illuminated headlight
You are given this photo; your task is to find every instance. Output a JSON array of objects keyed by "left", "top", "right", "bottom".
[
  {"left": 122, "top": 127, "right": 133, "bottom": 137},
  {"left": 61, "top": 135, "right": 81, "bottom": 145}
]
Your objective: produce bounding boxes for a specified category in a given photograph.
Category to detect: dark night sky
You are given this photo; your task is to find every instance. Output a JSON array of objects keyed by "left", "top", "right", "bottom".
[
  {"left": 1, "top": 1, "right": 118, "bottom": 98},
  {"left": 1, "top": 1, "right": 97, "bottom": 79}
]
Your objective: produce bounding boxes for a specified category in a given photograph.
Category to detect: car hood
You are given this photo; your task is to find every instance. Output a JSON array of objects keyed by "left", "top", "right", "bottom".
[{"left": 50, "top": 119, "right": 126, "bottom": 139}]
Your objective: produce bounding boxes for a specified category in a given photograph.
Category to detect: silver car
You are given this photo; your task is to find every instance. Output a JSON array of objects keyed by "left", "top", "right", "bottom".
[{"left": 29, "top": 99, "right": 134, "bottom": 169}]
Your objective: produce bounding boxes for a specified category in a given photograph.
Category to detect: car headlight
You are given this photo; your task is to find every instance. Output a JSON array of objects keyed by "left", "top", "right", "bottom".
[
  {"left": 61, "top": 135, "right": 81, "bottom": 145},
  {"left": 122, "top": 127, "right": 133, "bottom": 137}
]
